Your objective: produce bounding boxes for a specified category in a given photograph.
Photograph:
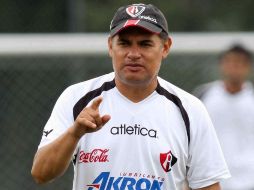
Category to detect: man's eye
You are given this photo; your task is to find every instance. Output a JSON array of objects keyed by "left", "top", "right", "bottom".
[
  {"left": 140, "top": 42, "right": 152, "bottom": 47},
  {"left": 140, "top": 40, "right": 153, "bottom": 47}
]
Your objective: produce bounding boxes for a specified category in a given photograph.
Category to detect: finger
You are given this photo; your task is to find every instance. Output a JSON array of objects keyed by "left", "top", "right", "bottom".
[
  {"left": 93, "top": 113, "right": 102, "bottom": 127},
  {"left": 90, "top": 97, "right": 103, "bottom": 110},
  {"left": 78, "top": 118, "right": 97, "bottom": 129},
  {"left": 84, "top": 108, "right": 102, "bottom": 127},
  {"left": 78, "top": 111, "right": 96, "bottom": 123},
  {"left": 101, "top": 115, "right": 111, "bottom": 126}
]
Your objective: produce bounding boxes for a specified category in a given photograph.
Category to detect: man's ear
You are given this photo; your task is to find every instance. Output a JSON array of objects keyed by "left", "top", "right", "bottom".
[
  {"left": 162, "top": 37, "right": 172, "bottom": 59},
  {"left": 108, "top": 37, "right": 113, "bottom": 57}
]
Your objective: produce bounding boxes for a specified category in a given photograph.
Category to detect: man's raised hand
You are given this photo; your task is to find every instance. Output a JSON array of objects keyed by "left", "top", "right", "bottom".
[{"left": 71, "top": 97, "right": 111, "bottom": 139}]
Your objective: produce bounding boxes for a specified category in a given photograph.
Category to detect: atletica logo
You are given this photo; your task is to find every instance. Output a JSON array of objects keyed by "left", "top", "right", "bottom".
[
  {"left": 110, "top": 124, "right": 158, "bottom": 138},
  {"left": 87, "top": 172, "right": 163, "bottom": 190}
]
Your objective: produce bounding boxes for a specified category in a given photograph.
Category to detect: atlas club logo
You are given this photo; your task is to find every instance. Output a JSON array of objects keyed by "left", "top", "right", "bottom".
[
  {"left": 160, "top": 151, "right": 177, "bottom": 172},
  {"left": 126, "top": 5, "right": 145, "bottom": 17}
]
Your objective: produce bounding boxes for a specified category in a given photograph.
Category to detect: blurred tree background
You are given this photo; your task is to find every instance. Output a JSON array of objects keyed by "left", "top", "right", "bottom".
[
  {"left": 1, "top": 1, "right": 253, "bottom": 190},
  {"left": 0, "top": 0, "right": 253, "bottom": 33}
]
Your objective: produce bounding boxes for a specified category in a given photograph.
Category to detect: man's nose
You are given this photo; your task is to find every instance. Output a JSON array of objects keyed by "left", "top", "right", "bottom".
[{"left": 127, "top": 46, "right": 141, "bottom": 59}]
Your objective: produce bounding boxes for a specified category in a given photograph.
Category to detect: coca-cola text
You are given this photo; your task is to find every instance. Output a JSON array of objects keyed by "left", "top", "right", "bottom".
[{"left": 79, "top": 149, "right": 109, "bottom": 163}]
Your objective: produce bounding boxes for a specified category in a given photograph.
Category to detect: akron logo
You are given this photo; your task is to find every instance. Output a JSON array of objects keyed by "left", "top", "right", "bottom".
[
  {"left": 87, "top": 172, "right": 163, "bottom": 190},
  {"left": 160, "top": 151, "right": 177, "bottom": 172},
  {"left": 126, "top": 5, "right": 145, "bottom": 17}
]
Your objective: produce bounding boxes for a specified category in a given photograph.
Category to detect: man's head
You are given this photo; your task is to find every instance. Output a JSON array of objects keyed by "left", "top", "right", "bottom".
[
  {"left": 108, "top": 3, "right": 171, "bottom": 88},
  {"left": 219, "top": 44, "right": 252, "bottom": 85}
]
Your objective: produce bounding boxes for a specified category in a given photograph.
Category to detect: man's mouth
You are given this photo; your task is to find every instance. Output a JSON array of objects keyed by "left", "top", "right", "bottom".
[{"left": 124, "top": 64, "right": 144, "bottom": 72}]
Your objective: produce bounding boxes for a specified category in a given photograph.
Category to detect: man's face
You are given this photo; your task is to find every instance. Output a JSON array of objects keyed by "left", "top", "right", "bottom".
[
  {"left": 220, "top": 52, "right": 251, "bottom": 84},
  {"left": 108, "top": 27, "right": 171, "bottom": 87}
]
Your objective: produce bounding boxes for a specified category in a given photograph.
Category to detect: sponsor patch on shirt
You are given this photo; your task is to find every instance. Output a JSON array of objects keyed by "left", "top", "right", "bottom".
[
  {"left": 87, "top": 171, "right": 164, "bottom": 190},
  {"left": 110, "top": 124, "right": 158, "bottom": 138},
  {"left": 79, "top": 149, "right": 109, "bottom": 163}
]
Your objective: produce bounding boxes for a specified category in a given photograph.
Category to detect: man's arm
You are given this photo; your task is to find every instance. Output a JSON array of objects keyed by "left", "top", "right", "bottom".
[
  {"left": 31, "top": 127, "right": 80, "bottom": 184},
  {"left": 31, "top": 97, "right": 110, "bottom": 184}
]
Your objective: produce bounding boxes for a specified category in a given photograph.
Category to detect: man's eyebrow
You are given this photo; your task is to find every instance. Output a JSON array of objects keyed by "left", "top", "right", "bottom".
[
  {"left": 117, "top": 37, "right": 129, "bottom": 41},
  {"left": 138, "top": 39, "right": 155, "bottom": 45},
  {"left": 140, "top": 39, "right": 153, "bottom": 43},
  {"left": 116, "top": 36, "right": 155, "bottom": 45}
]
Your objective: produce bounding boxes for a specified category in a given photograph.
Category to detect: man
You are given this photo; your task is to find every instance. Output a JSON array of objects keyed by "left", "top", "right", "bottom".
[
  {"left": 193, "top": 45, "right": 254, "bottom": 190},
  {"left": 31, "top": 3, "right": 230, "bottom": 190}
]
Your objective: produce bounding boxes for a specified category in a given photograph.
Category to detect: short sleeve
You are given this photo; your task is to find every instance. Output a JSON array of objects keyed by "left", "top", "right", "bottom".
[
  {"left": 187, "top": 101, "right": 231, "bottom": 189},
  {"left": 38, "top": 87, "right": 75, "bottom": 149}
]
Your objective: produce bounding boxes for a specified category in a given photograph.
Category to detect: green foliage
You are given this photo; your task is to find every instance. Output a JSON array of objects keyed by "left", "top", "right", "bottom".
[{"left": 0, "top": 0, "right": 253, "bottom": 32}]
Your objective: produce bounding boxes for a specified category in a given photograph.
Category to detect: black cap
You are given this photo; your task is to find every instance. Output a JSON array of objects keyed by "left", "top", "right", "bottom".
[{"left": 110, "top": 3, "right": 169, "bottom": 37}]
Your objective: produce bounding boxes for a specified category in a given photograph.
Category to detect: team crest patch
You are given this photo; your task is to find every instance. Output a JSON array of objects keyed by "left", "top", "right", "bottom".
[
  {"left": 126, "top": 5, "right": 145, "bottom": 17},
  {"left": 160, "top": 151, "right": 177, "bottom": 172}
]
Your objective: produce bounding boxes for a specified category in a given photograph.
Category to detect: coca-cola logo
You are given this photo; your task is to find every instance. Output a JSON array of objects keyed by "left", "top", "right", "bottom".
[{"left": 79, "top": 149, "right": 109, "bottom": 163}]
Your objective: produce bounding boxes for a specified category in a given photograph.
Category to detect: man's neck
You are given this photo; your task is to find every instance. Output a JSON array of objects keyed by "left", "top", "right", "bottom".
[
  {"left": 115, "top": 79, "right": 158, "bottom": 103},
  {"left": 224, "top": 80, "right": 244, "bottom": 94}
]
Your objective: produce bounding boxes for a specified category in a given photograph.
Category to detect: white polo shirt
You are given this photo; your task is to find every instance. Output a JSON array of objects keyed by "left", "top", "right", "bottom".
[{"left": 38, "top": 73, "right": 230, "bottom": 190}]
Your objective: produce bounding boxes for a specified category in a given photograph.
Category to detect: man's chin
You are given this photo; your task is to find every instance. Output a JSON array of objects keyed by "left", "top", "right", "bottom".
[{"left": 121, "top": 77, "right": 150, "bottom": 86}]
